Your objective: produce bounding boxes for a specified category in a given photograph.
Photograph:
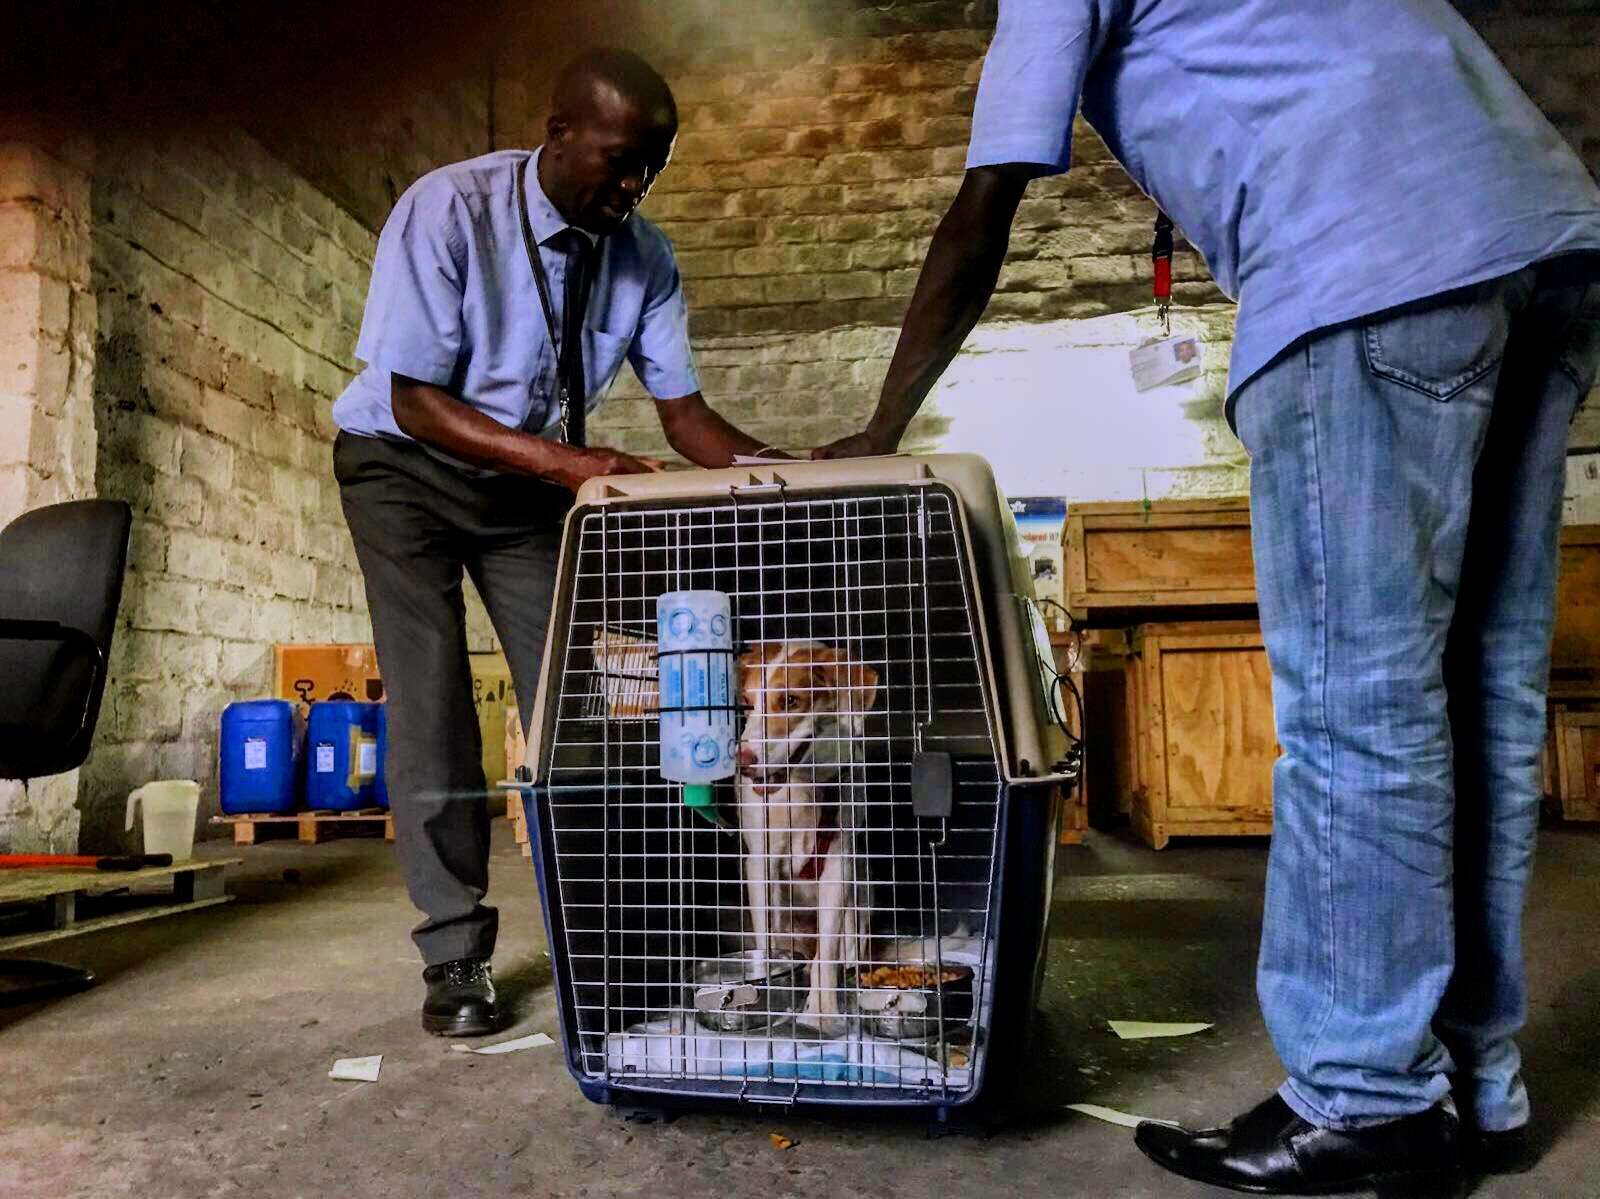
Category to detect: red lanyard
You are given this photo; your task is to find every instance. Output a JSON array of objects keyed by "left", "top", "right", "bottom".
[{"left": 1153, "top": 211, "right": 1174, "bottom": 335}]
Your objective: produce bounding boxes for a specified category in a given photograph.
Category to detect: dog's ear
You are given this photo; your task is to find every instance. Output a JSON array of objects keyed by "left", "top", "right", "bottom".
[
  {"left": 846, "top": 659, "right": 880, "bottom": 715},
  {"left": 815, "top": 646, "right": 879, "bottom": 714},
  {"left": 738, "top": 642, "right": 777, "bottom": 706}
]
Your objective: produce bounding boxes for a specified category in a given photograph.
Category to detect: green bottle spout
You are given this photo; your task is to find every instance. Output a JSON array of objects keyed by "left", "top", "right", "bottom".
[{"left": 683, "top": 783, "right": 729, "bottom": 828}]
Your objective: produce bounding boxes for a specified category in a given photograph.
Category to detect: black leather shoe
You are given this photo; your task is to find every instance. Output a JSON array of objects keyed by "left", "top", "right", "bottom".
[
  {"left": 421, "top": 957, "right": 501, "bottom": 1037},
  {"left": 1464, "top": 1125, "right": 1536, "bottom": 1176},
  {"left": 1134, "top": 1094, "right": 1461, "bottom": 1197}
]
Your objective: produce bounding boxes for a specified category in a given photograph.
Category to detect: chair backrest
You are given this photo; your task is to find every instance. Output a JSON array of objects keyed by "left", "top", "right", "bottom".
[{"left": 0, "top": 499, "right": 133, "bottom": 779}]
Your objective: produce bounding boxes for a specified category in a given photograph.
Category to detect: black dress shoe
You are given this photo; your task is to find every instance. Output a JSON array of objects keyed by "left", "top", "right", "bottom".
[
  {"left": 1135, "top": 1094, "right": 1461, "bottom": 1197},
  {"left": 421, "top": 957, "right": 501, "bottom": 1037},
  {"left": 1465, "top": 1125, "right": 1536, "bottom": 1176}
]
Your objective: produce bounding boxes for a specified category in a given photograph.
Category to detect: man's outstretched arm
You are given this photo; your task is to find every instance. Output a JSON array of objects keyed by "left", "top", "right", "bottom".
[{"left": 813, "top": 164, "right": 1033, "bottom": 459}]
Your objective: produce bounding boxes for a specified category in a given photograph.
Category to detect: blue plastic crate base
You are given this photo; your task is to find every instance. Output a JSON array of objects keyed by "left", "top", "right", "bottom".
[{"left": 211, "top": 807, "right": 394, "bottom": 846}]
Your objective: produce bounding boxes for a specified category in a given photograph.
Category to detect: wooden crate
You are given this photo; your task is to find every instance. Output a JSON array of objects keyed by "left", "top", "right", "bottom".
[
  {"left": 1053, "top": 629, "right": 1139, "bottom": 828},
  {"left": 505, "top": 704, "right": 532, "bottom": 859},
  {"left": 1553, "top": 709, "right": 1600, "bottom": 822},
  {"left": 1127, "top": 621, "right": 1278, "bottom": 849},
  {"left": 1553, "top": 526, "right": 1600, "bottom": 692},
  {"left": 212, "top": 808, "right": 394, "bottom": 845},
  {"left": 1062, "top": 498, "right": 1257, "bottom": 627}
]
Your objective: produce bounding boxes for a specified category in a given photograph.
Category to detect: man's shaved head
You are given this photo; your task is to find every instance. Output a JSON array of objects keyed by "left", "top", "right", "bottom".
[
  {"left": 541, "top": 48, "right": 679, "bottom": 234},
  {"left": 552, "top": 48, "right": 677, "bottom": 135}
]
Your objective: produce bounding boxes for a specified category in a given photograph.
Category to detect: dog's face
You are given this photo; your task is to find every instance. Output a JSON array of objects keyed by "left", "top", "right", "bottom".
[{"left": 736, "top": 642, "right": 879, "bottom": 794}]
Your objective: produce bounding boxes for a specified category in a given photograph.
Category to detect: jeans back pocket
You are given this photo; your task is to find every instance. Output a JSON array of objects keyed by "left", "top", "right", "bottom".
[{"left": 1361, "top": 277, "right": 1515, "bottom": 401}]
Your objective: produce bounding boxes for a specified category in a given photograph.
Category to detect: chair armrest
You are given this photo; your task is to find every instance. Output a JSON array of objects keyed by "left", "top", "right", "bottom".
[{"left": 0, "top": 617, "right": 107, "bottom": 744}]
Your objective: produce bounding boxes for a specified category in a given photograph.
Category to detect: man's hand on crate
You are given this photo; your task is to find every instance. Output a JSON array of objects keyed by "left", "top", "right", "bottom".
[{"left": 550, "top": 446, "right": 665, "bottom": 491}]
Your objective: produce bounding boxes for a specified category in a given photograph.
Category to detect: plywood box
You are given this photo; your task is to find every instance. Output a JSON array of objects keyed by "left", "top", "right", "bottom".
[
  {"left": 1553, "top": 708, "right": 1600, "bottom": 822},
  {"left": 1128, "top": 621, "right": 1278, "bottom": 849},
  {"left": 1062, "top": 498, "right": 1257, "bottom": 627},
  {"left": 1553, "top": 525, "right": 1600, "bottom": 675}
]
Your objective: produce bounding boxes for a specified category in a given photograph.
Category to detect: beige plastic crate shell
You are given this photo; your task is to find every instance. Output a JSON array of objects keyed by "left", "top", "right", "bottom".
[{"left": 522, "top": 454, "right": 1071, "bottom": 787}]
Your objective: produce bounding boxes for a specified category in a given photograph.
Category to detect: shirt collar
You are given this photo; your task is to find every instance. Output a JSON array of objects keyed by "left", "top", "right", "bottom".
[{"left": 525, "top": 146, "right": 599, "bottom": 248}]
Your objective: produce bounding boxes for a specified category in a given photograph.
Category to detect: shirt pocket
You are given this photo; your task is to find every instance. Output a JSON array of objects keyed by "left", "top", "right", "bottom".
[
  {"left": 1361, "top": 277, "right": 1512, "bottom": 401},
  {"left": 583, "top": 326, "right": 633, "bottom": 405}
]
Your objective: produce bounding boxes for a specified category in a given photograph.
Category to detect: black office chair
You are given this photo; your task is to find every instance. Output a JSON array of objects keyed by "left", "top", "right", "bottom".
[
  {"left": 0, "top": 499, "right": 133, "bottom": 1005},
  {"left": 0, "top": 499, "right": 132, "bottom": 778}
]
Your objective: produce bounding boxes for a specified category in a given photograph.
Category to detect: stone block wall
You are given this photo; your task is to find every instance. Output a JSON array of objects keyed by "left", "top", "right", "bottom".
[
  {"left": 0, "top": 128, "right": 98, "bottom": 851},
  {"left": 495, "top": 0, "right": 1600, "bottom": 466},
  {"left": 75, "top": 129, "right": 378, "bottom": 849}
]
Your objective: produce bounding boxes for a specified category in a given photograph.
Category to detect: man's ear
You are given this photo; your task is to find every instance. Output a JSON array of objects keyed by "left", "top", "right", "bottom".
[{"left": 546, "top": 112, "right": 571, "bottom": 149}]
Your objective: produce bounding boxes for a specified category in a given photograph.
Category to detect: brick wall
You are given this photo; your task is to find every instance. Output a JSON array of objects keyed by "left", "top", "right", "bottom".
[
  {"left": 73, "top": 129, "right": 375, "bottom": 849},
  {"left": 73, "top": 122, "right": 508, "bottom": 853},
  {"left": 0, "top": 127, "right": 98, "bottom": 851}
]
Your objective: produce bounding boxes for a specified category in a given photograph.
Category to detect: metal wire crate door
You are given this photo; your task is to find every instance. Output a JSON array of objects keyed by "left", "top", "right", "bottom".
[{"left": 540, "top": 484, "right": 1006, "bottom": 1104}]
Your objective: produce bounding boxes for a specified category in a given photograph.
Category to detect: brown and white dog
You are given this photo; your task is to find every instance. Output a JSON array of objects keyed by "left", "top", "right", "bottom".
[{"left": 735, "top": 640, "right": 879, "bottom": 1037}]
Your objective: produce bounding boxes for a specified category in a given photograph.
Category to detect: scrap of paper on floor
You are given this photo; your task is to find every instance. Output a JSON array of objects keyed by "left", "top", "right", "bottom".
[
  {"left": 329, "top": 1055, "right": 383, "bottom": 1082},
  {"left": 1066, "top": 1103, "right": 1179, "bottom": 1129},
  {"left": 451, "top": 1032, "right": 555, "bottom": 1056},
  {"left": 1108, "top": 1020, "right": 1213, "bottom": 1040}
]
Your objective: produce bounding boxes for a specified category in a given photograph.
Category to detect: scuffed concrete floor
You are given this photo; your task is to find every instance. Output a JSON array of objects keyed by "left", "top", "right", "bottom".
[{"left": 1, "top": 819, "right": 1596, "bottom": 1197}]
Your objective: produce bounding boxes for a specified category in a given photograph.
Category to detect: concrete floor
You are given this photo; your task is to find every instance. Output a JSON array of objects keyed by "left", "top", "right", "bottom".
[{"left": 2, "top": 819, "right": 1596, "bottom": 1198}]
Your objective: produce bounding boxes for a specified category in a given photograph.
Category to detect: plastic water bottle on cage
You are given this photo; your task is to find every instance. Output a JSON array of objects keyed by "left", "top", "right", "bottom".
[{"left": 656, "top": 590, "right": 736, "bottom": 824}]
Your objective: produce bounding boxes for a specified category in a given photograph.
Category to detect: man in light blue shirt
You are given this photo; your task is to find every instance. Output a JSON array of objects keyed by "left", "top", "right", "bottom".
[
  {"left": 333, "top": 49, "right": 773, "bottom": 1038},
  {"left": 819, "top": 2, "right": 1600, "bottom": 1192}
]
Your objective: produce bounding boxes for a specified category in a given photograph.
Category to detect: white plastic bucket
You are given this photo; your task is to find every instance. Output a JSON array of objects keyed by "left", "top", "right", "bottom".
[{"left": 126, "top": 780, "right": 200, "bottom": 861}]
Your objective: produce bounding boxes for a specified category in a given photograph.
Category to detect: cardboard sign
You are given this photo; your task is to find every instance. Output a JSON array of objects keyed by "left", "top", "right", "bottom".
[
  {"left": 1008, "top": 497, "right": 1068, "bottom": 617},
  {"left": 273, "top": 644, "right": 515, "bottom": 794}
]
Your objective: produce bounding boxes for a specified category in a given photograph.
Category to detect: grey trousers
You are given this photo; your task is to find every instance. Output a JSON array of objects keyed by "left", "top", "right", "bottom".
[{"left": 334, "top": 431, "right": 566, "bottom": 966}]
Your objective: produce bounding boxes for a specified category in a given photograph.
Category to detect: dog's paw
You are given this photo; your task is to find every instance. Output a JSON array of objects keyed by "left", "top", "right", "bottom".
[
  {"left": 795, "top": 996, "right": 850, "bottom": 1039},
  {"left": 794, "top": 1013, "right": 851, "bottom": 1039}
]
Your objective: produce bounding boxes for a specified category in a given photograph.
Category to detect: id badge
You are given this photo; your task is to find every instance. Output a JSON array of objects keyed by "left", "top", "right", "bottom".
[{"left": 1129, "top": 335, "right": 1203, "bottom": 393}]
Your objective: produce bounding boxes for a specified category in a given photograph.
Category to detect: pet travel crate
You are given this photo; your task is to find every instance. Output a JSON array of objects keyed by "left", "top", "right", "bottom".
[{"left": 515, "top": 455, "right": 1075, "bottom": 1118}]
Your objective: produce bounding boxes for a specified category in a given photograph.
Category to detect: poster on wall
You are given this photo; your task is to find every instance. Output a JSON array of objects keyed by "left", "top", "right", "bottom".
[{"left": 1008, "top": 497, "right": 1068, "bottom": 627}]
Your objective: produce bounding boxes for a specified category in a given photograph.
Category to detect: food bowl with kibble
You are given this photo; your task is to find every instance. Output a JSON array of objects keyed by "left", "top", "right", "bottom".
[{"left": 853, "top": 962, "right": 976, "bottom": 1043}]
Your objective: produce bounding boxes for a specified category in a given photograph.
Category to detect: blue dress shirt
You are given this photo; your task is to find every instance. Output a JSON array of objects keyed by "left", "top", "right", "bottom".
[
  {"left": 334, "top": 148, "right": 700, "bottom": 441},
  {"left": 967, "top": 0, "right": 1600, "bottom": 396}
]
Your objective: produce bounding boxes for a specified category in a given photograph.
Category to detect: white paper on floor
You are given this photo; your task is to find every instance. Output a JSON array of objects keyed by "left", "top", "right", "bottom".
[
  {"left": 1108, "top": 1020, "right": 1213, "bottom": 1040},
  {"left": 450, "top": 1032, "right": 555, "bottom": 1056},
  {"left": 328, "top": 1055, "right": 383, "bottom": 1082},
  {"left": 1065, "top": 1103, "right": 1178, "bottom": 1129}
]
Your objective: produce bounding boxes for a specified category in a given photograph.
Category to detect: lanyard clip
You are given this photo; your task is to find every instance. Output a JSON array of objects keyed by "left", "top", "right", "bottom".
[{"left": 1152, "top": 210, "right": 1174, "bottom": 337}]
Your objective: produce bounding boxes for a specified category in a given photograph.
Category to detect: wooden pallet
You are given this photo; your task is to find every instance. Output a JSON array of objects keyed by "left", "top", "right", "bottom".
[
  {"left": 0, "top": 857, "right": 239, "bottom": 953},
  {"left": 211, "top": 809, "right": 394, "bottom": 845}
]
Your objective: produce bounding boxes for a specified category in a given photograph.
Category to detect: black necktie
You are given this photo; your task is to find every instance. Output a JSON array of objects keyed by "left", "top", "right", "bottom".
[{"left": 558, "top": 230, "right": 595, "bottom": 448}]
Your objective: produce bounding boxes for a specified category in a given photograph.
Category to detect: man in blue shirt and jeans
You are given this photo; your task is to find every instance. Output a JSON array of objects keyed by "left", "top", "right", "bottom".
[
  {"left": 333, "top": 50, "right": 774, "bottom": 1038},
  {"left": 820, "top": 2, "right": 1600, "bottom": 1192}
]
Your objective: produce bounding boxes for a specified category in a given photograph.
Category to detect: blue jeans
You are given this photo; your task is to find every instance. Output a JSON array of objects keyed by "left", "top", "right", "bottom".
[{"left": 1235, "top": 263, "right": 1600, "bottom": 1132}]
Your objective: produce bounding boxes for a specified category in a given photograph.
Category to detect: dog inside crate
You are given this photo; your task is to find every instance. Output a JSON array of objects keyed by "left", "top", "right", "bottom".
[{"left": 543, "top": 487, "right": 1004, "bottom": 1088}]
